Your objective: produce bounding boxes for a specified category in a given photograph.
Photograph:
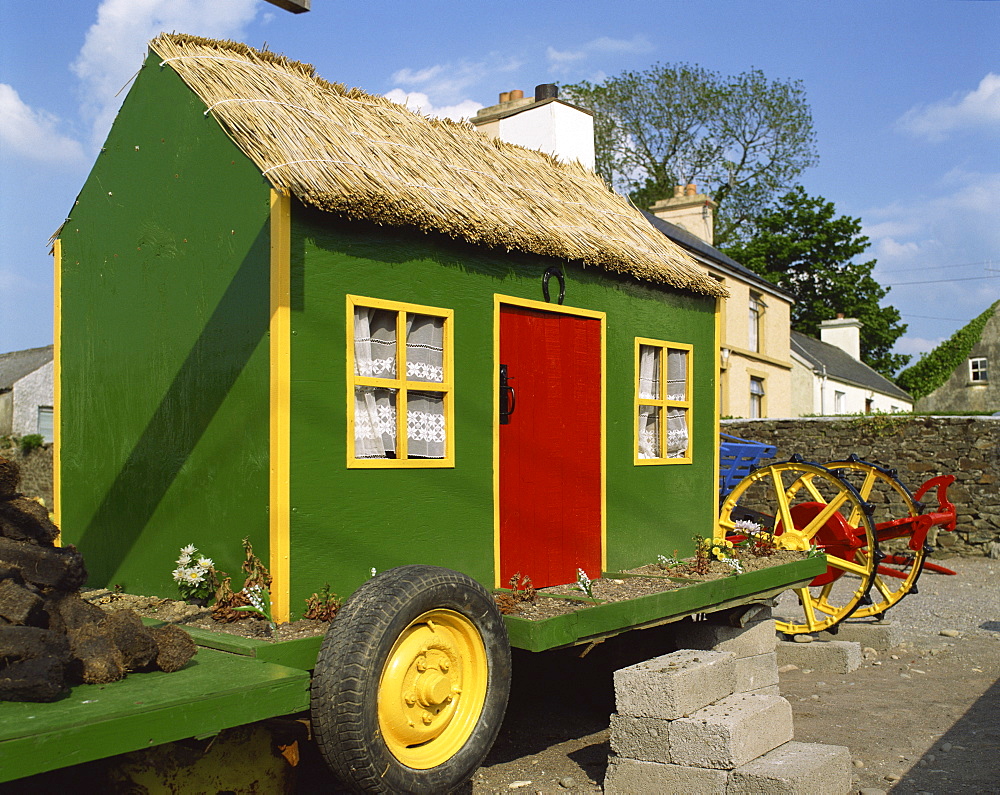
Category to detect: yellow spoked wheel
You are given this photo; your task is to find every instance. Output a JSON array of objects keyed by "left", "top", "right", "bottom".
[
  {"left": 825, "top": 458, "right": 923, "bottom": 620},
  {"left": 720, "top": 460, "right": 879, "bottom": 635},
  {"left": 311, "top": 566, "right": 511, "bottom": 793},
  {"left": 378, "top": 609, "right": 489, "bottom": 769}
]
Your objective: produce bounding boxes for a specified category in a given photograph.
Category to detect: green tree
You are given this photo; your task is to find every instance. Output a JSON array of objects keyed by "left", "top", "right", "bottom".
[
  {"left": 563, "top": 64, "right": 818, "bottom": 245},
  {"left": 721, "top": 187, "right": 910, "bottom": 377}
]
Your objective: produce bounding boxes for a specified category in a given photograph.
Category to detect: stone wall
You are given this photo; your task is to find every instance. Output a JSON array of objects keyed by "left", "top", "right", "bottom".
[
  {"left": 722, "top": 416, "right": 1000, "bottom": 556},
  {"left": 0, "top": 442, "right": 53, "bottom": 508}
]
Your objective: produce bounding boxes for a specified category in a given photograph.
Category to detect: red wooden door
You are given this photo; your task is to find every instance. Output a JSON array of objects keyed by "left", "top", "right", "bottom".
[{"left": 499, "top": 304, "right": 602, "bottom": 588}]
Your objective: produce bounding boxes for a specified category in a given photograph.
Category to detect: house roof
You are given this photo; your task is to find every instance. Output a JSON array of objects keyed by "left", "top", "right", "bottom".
[
  {"left": 790, "top": 331, "right": 911, "bottom": 402},
  {"left": 0, "top": 345, "right": 53, "bottom": 391},
  {"left": 640, "top": 211, "right": 795, "bottom": 301},
  {"left": 149, "top": 34, "right": 724, "bottom": 299}
]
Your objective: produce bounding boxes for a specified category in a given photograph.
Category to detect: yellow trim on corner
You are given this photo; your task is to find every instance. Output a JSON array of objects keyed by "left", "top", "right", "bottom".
[
  {"left": 346, "top": 294, "right": 455, "bottom": 468},
  {"left": 492, "top": 294, "right": 608, "bottom": 585},
  {"left": 714, "top": 301, "right": 723, "bottom": 541},
  {"left": 52, "top": 239, "right": 62, "bottom": 542},
  {"left": 633, "top": 337, "right": 694, "bottom": 466},
  {"left": 269, "top": 189, "right": 292, "bottom": 623}
]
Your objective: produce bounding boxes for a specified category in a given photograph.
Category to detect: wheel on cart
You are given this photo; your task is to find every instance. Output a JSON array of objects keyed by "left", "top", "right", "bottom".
[
  {"left": 719, "top": 460, "right": 879, "bottom": 635},
  {"left": 310, "top": 565, "right": 511, "bottom": 793},
  {"left": 825, "top": 457, "right": 924, "bottom": 620}
]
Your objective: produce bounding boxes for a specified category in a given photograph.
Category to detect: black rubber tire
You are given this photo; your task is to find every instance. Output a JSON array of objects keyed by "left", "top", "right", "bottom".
[{"left": 310, "top": 565, "right": 511, "bottom": 793}]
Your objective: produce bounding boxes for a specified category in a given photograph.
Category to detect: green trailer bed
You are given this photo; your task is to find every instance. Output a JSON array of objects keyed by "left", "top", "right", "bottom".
[{"left": 0, "top": 555, "right": 822, "bottom": 784}]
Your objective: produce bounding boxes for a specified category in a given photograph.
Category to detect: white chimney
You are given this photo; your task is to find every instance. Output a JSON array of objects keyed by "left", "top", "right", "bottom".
[
  {"left": 820, "top": 315, "right": 863, "bottom": 360},
  {"left": 649, "top": 184, "right": 718, "bottom": 245},
  {"left": 470, "top": 85, "right": 596, "bottom": 171}
]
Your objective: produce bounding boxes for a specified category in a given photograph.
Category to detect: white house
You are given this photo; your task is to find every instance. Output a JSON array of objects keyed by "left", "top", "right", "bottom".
[
  {"left": 790, "top": 319, "right": 912, "bottom": 415},
  {"left": 0, "top": 345, "right": 55, "bottom": 440}
]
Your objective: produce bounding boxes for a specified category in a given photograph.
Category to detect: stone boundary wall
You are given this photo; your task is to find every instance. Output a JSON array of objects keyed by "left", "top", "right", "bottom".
[
  {"left": 722, "top": 416, "right": 1000, "bottom": 556},
  {"left": 0, "top": 442, "right": 53, "bottom": 508}
]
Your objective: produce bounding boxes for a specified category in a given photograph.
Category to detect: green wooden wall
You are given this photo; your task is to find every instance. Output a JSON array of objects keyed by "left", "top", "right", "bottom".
[
  {"left": 287, "top": 206, "right": 717, "bottom": 613},
  {"left": 58, "top": 53, "right": 272, "bottom": 593}
]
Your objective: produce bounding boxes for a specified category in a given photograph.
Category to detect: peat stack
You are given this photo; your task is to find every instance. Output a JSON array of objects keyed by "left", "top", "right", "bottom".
[{"left": 0, "top": 457, "right": 195, "bottom": 701}]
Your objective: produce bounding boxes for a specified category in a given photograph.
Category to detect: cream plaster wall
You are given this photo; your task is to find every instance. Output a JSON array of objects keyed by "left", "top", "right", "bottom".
[{"left": 12, "top": 360, "right": 54, "bottom": 438}]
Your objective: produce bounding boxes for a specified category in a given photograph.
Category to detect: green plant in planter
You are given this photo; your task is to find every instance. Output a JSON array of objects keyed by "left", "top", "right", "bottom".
[
  {"left": 171, "top": 544, "right": 220, "bottom": 604},
  {"left": 18, "top": 434, "right": 44, "bottom": 453}
]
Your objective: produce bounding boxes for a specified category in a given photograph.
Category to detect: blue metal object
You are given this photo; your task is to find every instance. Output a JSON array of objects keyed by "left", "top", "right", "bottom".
[{"left": 719, "top": 433, "right": 777, "bottom": 498}]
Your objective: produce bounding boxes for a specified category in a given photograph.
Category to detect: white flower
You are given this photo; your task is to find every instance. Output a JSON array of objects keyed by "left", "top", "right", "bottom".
[
  {"left": 370, "top": 567, "right": 377, "bottom": 578},
  {"left": 734, "top": 519, "right": 762, "bottom": 534},
  {"left": 171, "top": 568, "right": 186, "bottom": 583},
  {"left": 183, "top": 568, "right": 205, "bottom": 584},
  {"left": 197, "top": 557, "right": 213, "bottom": 569},
  {"left": 177, "top": 553, "right": 192, "bottom": 565},
  {"left": 180, "top": 544, "right": 197, "bottom": 556}
]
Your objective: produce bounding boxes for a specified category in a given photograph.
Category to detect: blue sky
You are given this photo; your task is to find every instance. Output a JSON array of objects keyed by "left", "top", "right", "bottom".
[{"left": 2, "top": 0, "right": 998, "bottom": 367}]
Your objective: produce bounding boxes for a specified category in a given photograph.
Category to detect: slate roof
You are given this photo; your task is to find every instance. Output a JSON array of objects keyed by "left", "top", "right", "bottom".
[
  {"left": 0, "top": 345, "right": 53, "bottom": 391},
  {"left": 791, "top": 331, "right": 911, "bottom": 401}
]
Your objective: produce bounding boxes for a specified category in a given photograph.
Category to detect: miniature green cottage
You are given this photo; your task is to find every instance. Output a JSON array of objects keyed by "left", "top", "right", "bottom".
[{"left": 55, "top": 34, "right": 726, "bottom": 621}]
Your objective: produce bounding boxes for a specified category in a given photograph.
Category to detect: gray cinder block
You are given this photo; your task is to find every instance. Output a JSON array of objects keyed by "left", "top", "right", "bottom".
[
  {"left": 673, "top": 618, "right": 776, "bottom": 657},
  {"left": 604, "top": 756, "right": 728, "bottom": 794},
  {"left": 614, "top": 649, "right": 736, "bottom": 720},
  {"left": 776, "top": 639, "right": 862, "bottom": 673},
  {"left": 609, "top": 713, "right": 672, "bottom": 763},
  {"left": 669, "top": 693, "right": 793, "bottom": 769},
  {"left": 734, "top": 651, "right": 779, "bottom": 693},
  {"left": 819, "top": 620, "right": 901, "bottom": 651},
  {"left": 728, "top": 740, "right": 853, "bottom": 794}
]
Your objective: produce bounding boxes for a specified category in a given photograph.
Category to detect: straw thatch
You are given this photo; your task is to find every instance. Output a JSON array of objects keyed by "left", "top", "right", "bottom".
[{"left": 150, "top": 34, "right": 725, "bottom": 298}]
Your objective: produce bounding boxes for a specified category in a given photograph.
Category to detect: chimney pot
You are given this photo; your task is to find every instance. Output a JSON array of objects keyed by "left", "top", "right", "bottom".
[
  {"left": 685, "top": 183, "right": 697, "bottom": 196},
  {"left": 836, "top": 313, "right": 844, "bottom": 319},
  {"left": 535, "top": 83, "right": 559, "bottom": 101},
  {"left": 673, "top": 185, "right": 684, "bottom": 198},
  {"left": 510, "top": 89, "right": 524, "bottom": 101},
  {"left": 499, "top": 91, "right": 511, "bottom": 103}
]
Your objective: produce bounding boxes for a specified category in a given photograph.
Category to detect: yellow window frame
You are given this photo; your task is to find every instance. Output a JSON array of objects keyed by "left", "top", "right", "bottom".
[
  {"left": 346, "top": 295, "right": 455, "bottom": 468},
  {"left": 634, "top": 337, "right": 693, "bottom": 465}
]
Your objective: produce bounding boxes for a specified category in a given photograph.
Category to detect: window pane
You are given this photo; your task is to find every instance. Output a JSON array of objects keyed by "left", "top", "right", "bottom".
[
  {"left": 638, "top": 345, "right": 660, "bottom": 400},
  {"left": 354, "top": 386, "right": 397, "bottom": 458},
  {"left": 407, "top": 390, "right": 446, "bottom": 458},
  {"left": 666, "top": 407, "right": 688, "bottom": 458},
  {"left": 638, "top": 404, "right": 661, "bottom": 459},
  {"left": 37, "top": 406, "right": 54, "bottom": 442},
  {"left": 406, "top": 314, "right": 445, "bottom": 383},
  {"left": 354, "top": 308, "right": 397, "bottom": 377},
  {"left": 666, "top": 349, "right": 687, "bottom": 400}
]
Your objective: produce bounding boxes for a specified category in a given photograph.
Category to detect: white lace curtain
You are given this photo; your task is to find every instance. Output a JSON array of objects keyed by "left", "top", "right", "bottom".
[
  {"left": 638, "top": 345, "right": 688, "bottom": 459},
  {"left": 353, "top": 308, "right": 446, "bottom": 459}
]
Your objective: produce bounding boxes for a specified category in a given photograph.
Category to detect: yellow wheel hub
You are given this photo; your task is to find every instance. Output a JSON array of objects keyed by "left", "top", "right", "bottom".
[{"left": 378, "top": 609, "right": 488, "bottom": 769}]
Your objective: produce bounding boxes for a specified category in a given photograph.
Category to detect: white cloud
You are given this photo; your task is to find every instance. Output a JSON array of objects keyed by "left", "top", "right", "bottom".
[
  {"left": 894, "top": 335, "right": 948, "bottom": 358},
  {"left": 897, "top": 73, "right": 1000, "bottom": 142},
  {"left": 547, "top": 35, "right": 653, "bottom": 76},
  {"left": 383, "top": 90, "right": 482, "bottom": 122},
  {"left": 0, "top": 84, "right": 86, "bottom": 165},
  {"left": 71, "top": 0, "right": 259, "bottom": 150},
  {"left": 388, "top": 54, "right": 522, "bottom": 104}
]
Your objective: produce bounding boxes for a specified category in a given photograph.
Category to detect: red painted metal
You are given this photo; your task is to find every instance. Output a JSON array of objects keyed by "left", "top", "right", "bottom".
[
  {"left": 779, "top": 502, "right": 867, "bottom": 587},
  {"left": 499, "top": 304, "right": 602, "bottom": 588}
]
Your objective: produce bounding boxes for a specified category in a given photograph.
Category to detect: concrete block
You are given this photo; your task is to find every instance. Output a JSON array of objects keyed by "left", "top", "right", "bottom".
[
  {"left": 604, "top": 756, "right": 728, "bottom": 794},
  {"left": 819, "top": 620, "right": 901, "bottom": 650},
  {"left": 728, "top": 740, "right": 852, "bottom": 794},
  {"left": 609, "top": 713, "right": 672, "bottom": 763},
  {"left": 673, "top": 618, "right": 776, "bottom": 657},
  {"left": 744, "top": 683, "right": 781, "bottom": 696},
  {"left": 614, "top": 649, "right": 736, "bottom": 720},
  {"left": 669, "top": 693, "right": 793, "bottom": 770},
  {"left": 776, "top": 639, "right": 861, "bottom": 673},
  {"left": 733, "top": 651, "right": 778, "bottom": 693}
]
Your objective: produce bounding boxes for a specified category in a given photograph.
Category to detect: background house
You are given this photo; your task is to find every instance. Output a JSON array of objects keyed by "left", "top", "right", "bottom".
[
  {"left": 911, "top": 301, "right": 999, "bottom": 413},
  {"left": 645, "top": 187, "right": 795, "bottom": 419},
  {"left": 0, "top": 345, "right": 54, "bottom": 440},
  {"left": 790, "top": 319, "right": 912, "bottom": 415}
]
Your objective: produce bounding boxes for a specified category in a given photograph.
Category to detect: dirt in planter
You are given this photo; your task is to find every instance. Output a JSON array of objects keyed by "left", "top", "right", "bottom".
[{"left": 501, "top": 550, "right": 809, "bottom": 621}]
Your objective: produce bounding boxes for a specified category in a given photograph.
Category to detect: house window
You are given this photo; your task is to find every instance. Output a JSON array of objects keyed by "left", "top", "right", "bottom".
[
  {"left": 347, "top": 295, "right": 454, "bottom": 468},
  {"left": 834, "top": 390, "right": 846, "bottom": 414},
  {"left": 37, "top": 406, "right": 53, "bottom": 443},
  {"left": 748, "top": 292, "right": 763, "bottom": 353},
  {"left": 749, "top": 377, "right": 765, "bottom": 418},
  {"left": 970, "top": 357, "right": 988, "bottom": 383},
  {"left": 636, "top": 339, "right": 692, "bottom": 464}
]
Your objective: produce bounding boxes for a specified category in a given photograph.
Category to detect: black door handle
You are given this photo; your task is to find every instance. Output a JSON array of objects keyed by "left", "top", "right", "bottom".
[{"left": 500, "top": 364, "right": 516, "bottom": 425}]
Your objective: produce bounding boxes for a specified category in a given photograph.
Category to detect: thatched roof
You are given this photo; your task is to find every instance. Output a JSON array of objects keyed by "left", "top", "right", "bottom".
[{"left": 150, "top": 34, "right": 725, "bottom": 298}]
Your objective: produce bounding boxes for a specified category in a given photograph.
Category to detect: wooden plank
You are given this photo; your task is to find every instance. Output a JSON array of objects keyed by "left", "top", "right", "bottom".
[
  {"left": 0, "top": 647, "right": 310, "bottom": 783},
  {"left": 504, "top": 556, "right": 826, "bottom": 652}
]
